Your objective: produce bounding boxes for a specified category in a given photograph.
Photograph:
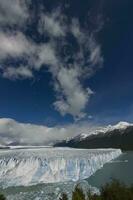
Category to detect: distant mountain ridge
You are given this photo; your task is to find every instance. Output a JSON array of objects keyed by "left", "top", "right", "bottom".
[{"left": 54, "top": 122, "right": 133, "bottom": 150}]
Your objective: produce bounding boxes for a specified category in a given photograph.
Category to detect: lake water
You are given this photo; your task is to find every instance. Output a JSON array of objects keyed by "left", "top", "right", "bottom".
[
  {"left": 0, "top": 149, "right": 132, "bottom": 200},
  {"left": 87, "top": 151, "right": 133, "bottom": 187}
]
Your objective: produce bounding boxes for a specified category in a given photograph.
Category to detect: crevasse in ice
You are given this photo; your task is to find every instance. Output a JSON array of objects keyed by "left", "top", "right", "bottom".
[{"left": 0, "top": 148, "right": 121, "bottom": 188}]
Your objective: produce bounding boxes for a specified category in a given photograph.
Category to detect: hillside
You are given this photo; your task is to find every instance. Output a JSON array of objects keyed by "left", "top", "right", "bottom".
[{"left": 54, "top": 122, "right": 133, "bottom": 150}]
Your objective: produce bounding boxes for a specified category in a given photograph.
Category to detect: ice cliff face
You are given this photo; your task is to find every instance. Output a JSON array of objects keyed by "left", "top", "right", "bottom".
[{"left": 0, "top": 148, "right": 121, "bottom": 188}]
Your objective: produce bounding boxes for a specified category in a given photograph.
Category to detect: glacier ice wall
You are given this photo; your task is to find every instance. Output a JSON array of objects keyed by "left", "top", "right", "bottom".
[{"left": 0, "top": 148, "right": 121, "bottom": 188}]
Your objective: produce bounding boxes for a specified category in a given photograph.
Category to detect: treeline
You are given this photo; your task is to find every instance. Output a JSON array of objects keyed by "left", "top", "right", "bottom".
[{"left": 60, "top": 180, "right": 133, "bottom": 200}]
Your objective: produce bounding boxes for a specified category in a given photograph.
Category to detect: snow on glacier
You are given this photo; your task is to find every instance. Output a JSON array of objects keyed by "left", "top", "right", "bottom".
[{"left": 0, "top": 148, "right": 121, "bottom": 188}]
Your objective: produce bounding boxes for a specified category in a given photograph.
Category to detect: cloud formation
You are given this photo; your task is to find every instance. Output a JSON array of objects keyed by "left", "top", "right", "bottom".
[
  {"left": 0, "top": 118, "right": 93, "bottom": 145},
  {"left": 0, "top": 0, "right": 30, "bottom": 27},
  {"left": 38, "top": 8, "right": 66, "bottom": 37},
  {"left": 3, "top": 66, "right": 33, "bottom": 80},
  {"left": 0, "top": 2, "right": 103, "bottom": 119},
  {"left": 54, "top": 67, "right": 93, "bottom": 120},
  {"left": 0, "top": 32, "right": 33, "bottom": 59}
]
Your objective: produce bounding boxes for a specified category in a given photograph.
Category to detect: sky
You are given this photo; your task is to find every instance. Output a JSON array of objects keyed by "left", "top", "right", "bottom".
[{"left": 0, "top": 0, "right": 133, "bottom": 145}]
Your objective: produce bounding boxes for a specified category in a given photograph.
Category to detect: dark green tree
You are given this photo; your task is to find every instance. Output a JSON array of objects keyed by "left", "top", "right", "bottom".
[
  {"left": 72, "top": 186, "right": 86, "bottom": 200},
  {"left": 59, "top": 193, "right": 68, "bottom": 200},
  {"left": 60, "top": 180, "right": 133, "bottom": 200},
  {"left": 100, "top": 180, "right": 133, "bottom": 200},
  {"left": 0, "top": 194, "right": 6, "bottom": 200}
]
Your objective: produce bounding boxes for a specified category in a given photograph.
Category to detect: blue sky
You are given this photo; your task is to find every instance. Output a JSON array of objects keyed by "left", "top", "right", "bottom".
[{"left": 0, "top": 0, "right": 133, "bottom": 127}]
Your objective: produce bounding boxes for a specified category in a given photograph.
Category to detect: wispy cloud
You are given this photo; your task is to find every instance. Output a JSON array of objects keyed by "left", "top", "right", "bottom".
[
  {"left": 0, "top": 2, "right": 104, "bottom": 119},
  {"left": 38, "top": 7, "right": 66, "bottom": 37},
  {"left": 3, "top": 66, "right": 33, "bottom": 80}
]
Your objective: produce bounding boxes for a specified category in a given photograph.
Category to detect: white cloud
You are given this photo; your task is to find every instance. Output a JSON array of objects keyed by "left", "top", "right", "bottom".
[
  {"left": 0, "top": 0, "right": 30, "bottom": 26},
  {"left": 36, "top": 43, "right": 58, "bottom": 68},
  {"left": 3, "top": 66, "right": 33, "bottom": 80},
  {"left": 54, "top": 67, "right": 91, "bottom": 120},
  {"left": 0, "top": 5, "right": 104, "bottom": 119},
  {"left": 38, "top": 8, "right": 66, "bottom": 37},
  {"left": 89, "top": 36, "right": 103, "bottom": 68},
  {"left": 71, "top": 18, "right": 85, "bottom": 42},
  {"left": 0, "top": 118, "right": 94, "bottom": 145},
  {"left": 0, "top": 32, "right": 34, "bottom": 59}
]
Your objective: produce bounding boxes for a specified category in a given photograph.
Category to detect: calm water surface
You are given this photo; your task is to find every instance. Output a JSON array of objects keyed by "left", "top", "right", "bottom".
[{"left": 87, "top": 151, "right": 133, "bottom": 187}]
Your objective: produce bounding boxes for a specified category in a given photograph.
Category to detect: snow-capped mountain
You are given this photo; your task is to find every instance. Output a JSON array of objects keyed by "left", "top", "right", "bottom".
[{"left": 55, "top": 122, "right": 133, "bottom": 150}]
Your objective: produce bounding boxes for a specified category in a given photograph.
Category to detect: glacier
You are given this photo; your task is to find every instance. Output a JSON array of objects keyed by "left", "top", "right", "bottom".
[{"left": 0, "top": 148, "right": 121, "bottom": 188}]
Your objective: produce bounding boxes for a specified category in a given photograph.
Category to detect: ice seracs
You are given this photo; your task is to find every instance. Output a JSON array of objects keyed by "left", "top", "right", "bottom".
[{"left": 0, "top": 148, "right": 121, "bottom": 188}]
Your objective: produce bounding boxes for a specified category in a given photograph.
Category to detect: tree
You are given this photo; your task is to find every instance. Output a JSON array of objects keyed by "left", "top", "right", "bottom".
[
  {"left": 0, "top": 194, "right": 6, "bottom": 200},
  {"left": 72, "top": 186, "right": 86, "bottom": 200},
  {"left": 59, "top": 193, "right": 68, "bottom": 200},
  {"left": 60, "top": 180, "right": 133, "bottom": 200}
]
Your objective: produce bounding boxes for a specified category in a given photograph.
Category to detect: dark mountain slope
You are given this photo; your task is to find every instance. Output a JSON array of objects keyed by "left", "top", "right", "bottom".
[{"left": 55, "top": 122, "right": 133, "bottom": 150}]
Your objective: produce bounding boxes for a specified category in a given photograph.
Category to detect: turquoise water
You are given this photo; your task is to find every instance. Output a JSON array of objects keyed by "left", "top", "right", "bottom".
[{"left": 87, "top": 151, "right": 133, "bottom": 187}]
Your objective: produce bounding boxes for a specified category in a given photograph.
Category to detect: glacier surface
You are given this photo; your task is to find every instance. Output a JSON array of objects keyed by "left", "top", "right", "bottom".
[{"left": 0, "top": 148, "right": 121, "bottom": 188}]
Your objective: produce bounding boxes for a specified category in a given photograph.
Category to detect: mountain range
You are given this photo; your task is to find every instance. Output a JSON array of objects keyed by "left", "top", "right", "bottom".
[{"left": 54, "top": 122, "right": 133, "bottom": 150}]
